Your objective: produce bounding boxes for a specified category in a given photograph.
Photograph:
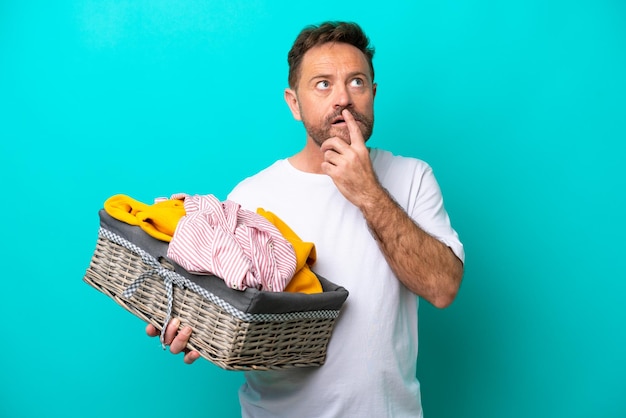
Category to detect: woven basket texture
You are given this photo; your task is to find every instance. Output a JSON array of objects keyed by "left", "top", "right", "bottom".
[{"left": 84, "top": 236, "right": 337, "bottom": 370}]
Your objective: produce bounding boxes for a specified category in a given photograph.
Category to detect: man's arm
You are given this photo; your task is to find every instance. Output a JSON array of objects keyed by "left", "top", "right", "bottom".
[
  {"left": 320, "top": 110, "right": 463, "bottom": 308},
  {"left": 359, "top": 186, "right": 463, "bottom": 308}
]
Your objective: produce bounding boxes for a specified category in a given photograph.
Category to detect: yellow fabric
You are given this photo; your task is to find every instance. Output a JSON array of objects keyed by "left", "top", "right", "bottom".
[
  {"left": 104, "top": 194, "right": 186, "bottom": 242},
  {"left": 257, "top": 208, "right": 323, "bottom": 294}
]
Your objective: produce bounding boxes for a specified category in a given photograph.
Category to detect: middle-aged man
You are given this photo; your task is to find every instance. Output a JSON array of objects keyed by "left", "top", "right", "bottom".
[{"left": 148, "top": 21, "right": 465, "bottom": 417}]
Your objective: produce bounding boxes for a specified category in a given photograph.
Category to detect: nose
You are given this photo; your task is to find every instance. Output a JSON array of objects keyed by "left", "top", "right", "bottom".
[{"left": 333, "top": 84, "right": 353, "bottom": 109}]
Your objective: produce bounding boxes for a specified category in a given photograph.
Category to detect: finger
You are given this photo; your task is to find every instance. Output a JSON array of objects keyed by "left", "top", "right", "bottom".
[
  {"left": 320, "top": 136, "right": 349, "bottom": 155},
  {"left": 321, "top": 140, "right": 348, "bottom": 170},
  {"left": 169, "top": 325, "right": 192, "bottom": 355},
  {"left": 145, "top": 323, "right": 159, "bottom": 337},
  {"left": 342, "top": 109, "right": 364, "bottom": 146},
  {"left": 163, "top": 318, "right": 181, "bottom": 345},
  {"left": 183, "top": 350, "right": 201, "bottom": 365},
  {"left": 320, "top": 136, "right": 350, "bottom": 165}
]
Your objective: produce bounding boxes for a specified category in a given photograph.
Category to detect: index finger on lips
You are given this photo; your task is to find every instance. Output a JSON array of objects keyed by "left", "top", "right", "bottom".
[{"left": 341, "top": 109, "right": 363, "bottom": 145}]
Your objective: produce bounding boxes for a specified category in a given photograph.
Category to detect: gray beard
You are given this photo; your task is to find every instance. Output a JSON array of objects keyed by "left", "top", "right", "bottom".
[{"left": 302, "top": 107, "right": 374, "bottom": 147}]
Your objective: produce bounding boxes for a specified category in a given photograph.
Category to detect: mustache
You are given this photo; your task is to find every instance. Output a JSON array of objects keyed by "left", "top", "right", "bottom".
[{"left": 325, "top": 107, "right": 367, "bottom": 124}]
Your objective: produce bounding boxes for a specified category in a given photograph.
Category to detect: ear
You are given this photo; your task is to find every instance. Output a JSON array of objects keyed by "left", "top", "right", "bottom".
[
  {"left": 284, "top": 88, "right": 302, "bottom": 121},
  {"left": 372, "top": 82, "right": 377, "bottom": 99}
]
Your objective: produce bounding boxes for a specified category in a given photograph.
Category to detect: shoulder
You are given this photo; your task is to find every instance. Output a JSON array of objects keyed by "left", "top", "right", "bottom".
[
  {"left": 227, "top": 159, "right": 288, "bottom": 209},
  {"left": 370, "top": 148, "right": 432, "bottom": 182},
  {"left": 232, "top": 160, "right": 286, "bottom": 188},
  {"left": 369, "top": 148, "right": 445, "bottom": 214}
]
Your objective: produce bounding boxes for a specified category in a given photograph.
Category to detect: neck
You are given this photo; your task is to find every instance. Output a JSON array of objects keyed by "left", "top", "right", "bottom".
[{"left": 288, "top": 139, "right": 325, "bottom": 174}]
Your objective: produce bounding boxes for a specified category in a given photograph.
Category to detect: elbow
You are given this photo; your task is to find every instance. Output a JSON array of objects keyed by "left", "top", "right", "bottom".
[
  {"left": 430, "top": 285, "right": 459, "bottom": 309},
  {"left": 430, "top": 264, "right": 464, "bottom": 309}
]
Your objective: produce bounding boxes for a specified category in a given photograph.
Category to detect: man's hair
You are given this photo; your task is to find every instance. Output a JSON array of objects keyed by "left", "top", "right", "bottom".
[{"left": 287, "top": 21, "right": 375, "bottom": 89}]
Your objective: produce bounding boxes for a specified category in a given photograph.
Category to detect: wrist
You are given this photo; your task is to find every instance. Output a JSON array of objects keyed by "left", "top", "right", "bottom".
[{"left": 359, "top": 185, "right": 394, "bottom": 217}]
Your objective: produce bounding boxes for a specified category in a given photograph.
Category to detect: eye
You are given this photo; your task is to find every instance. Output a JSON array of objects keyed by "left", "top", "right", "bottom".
[
  {"left": 316, "top": 80, "right": 330, "bottom": 90},
  {"left": 350, "top": 78, "right": 364, "bottom": 87}
]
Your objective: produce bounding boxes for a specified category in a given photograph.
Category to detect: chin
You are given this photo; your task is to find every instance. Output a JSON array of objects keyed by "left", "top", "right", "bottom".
[{"left": 330, "top": 127, "right": 351, "bottom": 142}]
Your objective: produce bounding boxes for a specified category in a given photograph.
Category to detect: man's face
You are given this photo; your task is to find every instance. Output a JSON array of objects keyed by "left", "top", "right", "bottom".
[{"left": 286, "top": 42, "right": 377, "bottom": 146}]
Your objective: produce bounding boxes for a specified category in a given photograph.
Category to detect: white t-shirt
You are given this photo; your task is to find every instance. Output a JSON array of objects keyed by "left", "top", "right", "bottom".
[{"left": 227, "top": 148, "right": 464, "bottom": 418}]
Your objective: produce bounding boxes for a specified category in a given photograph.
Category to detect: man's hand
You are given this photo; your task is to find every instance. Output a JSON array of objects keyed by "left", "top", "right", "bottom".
[
  {"left": 320, "top": 109, "right": 382, "bottom": 208},
  {"left": 146, "top": 318, "right": 201, "bottom": 364}
]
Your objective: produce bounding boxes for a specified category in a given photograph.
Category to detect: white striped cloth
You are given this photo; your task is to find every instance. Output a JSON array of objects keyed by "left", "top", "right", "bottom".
[{"left": 166, "top": 194, "right": 297, "bottom": 292}]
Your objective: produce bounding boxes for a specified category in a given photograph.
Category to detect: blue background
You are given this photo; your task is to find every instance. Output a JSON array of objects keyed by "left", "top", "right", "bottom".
[{"left": 1, "top": 1, "right": 625, "bottom": 417}]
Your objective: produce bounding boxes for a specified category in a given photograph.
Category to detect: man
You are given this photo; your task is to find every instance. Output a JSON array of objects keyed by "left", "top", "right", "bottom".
[{"left": 148, "top": 21, "right": 464, "bottom": 417}]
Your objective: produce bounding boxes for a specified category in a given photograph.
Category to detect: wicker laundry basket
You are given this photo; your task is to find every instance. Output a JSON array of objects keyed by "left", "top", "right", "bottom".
[{"left": 84, "top": 210, "right": 349, "bottom": 371}]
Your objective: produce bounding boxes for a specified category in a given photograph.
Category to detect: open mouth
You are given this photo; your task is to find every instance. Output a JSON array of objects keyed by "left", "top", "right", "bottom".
[{"left": 331, "top": 116, "right": 347, "bottom": 126}]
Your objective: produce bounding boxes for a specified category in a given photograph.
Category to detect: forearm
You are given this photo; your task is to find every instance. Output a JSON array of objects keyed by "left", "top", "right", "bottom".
[{"left": 359, "top": 186, "right": 463, "bottom": 308}]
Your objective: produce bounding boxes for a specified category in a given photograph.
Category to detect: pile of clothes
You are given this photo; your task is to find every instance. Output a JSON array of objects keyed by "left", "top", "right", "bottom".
[{"left": 104, "top": 194, "right": 322, "bottom": 294}]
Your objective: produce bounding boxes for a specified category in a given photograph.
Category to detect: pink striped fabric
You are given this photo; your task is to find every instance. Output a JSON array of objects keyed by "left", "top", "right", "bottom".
[{"left": 166, "top": 194, "right": 297, "bottom": 292}]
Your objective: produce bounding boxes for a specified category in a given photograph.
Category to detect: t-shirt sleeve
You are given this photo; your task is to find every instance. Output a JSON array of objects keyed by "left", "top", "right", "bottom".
[{"left": 410, "top": 164, "right": 465, "bottom": 263}]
